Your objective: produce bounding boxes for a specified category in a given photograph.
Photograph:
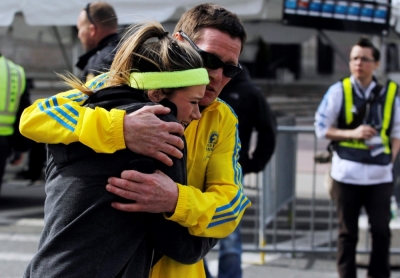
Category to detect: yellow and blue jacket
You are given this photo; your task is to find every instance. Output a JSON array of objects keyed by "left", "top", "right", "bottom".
[{"left": 20, "top": 74, "right": 251, "bottom": 278}]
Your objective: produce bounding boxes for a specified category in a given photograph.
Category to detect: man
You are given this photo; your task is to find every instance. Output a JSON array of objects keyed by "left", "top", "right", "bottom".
[
  {"left": 205, "top": 66, "right": 276, "bottom": 278},
  {"left": 315, "top": 37, "right": 400, "bottom": 278},
  {"left": 16, "top": 2, "right": 118, "bottom": 184},
  {"left": 0, "top": 53, "right": 31, "bottom": 193},
  {"left": 20, "top": 4, "right": 250, "bottom": 278},
  {"left": 75, "top": 1, "right": 119, "bottom": 82}
]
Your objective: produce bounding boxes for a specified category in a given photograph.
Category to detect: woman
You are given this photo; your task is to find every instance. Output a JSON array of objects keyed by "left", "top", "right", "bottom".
[{"left": 23, "top": 21, "right": 215, "bottom": 278}]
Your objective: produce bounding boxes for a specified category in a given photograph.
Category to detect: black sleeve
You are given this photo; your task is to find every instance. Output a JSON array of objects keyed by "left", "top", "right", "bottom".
[
  {"left": 12, "top": 78, "right": 33, "bottom": 152},
  {"left": 149, "top": 213, "right": 218, "bottom": 265},
  {"left": 243, "top": 87, "right": 277, "bottom": 173}
]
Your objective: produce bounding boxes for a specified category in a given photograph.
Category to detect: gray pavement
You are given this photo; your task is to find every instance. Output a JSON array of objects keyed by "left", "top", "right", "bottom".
[{"left": 205, "top": 250, "right": 400, "bottom": 278}]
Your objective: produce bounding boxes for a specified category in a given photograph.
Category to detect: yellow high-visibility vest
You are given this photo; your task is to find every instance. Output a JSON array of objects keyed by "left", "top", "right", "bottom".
[
  {"left": 0, "top": 56, "right": 26, "bottom": 136},
  {"left": 337, "top": 77, "right": 397, "bottom": 165}
]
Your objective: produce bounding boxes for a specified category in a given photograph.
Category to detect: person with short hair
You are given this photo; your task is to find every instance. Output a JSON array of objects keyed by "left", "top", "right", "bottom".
[
  {"left": 20, "top": 4, "right": 251, "bottom": 278},
  {"left": 315, "top": 36, "right": 400, "bottom": 278},
  {"left": 76, "top": 1, "right": 119, "bottom": 82}
]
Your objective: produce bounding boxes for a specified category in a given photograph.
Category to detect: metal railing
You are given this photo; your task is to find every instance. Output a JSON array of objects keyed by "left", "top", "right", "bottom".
[{"left": 241, "top": 124, "right": 400, "bottom": 257}]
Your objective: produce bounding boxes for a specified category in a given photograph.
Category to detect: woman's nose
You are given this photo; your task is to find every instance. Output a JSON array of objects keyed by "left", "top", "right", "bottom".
[{"left": 191, "top": 106, "right": 202, "bottom": 120}]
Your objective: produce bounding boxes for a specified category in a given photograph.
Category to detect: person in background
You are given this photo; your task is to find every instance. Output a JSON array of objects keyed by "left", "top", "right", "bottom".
[
  {"left": 76, "top": 1, "right": 119, "bottom": 82},
  {"left": 314, "top": 36, "right": 400, "bottom": 278},
  {"left": 204, "top": 66, "right": 277, "bottom": 278},
  {"left": 14, "top": 78, "right": 46, "bottom": 185},
  {"left": 20, "top": 4, "right": 251, "bottom": 277},
  {"left": 14, "top": 140, "right": 46, "bottom": 184},
  {"left": 0, "top": 53, "right": 31, "bottom": 193},
  {"left": 16, "top": 2, "right": 119, "bottom": 184}
]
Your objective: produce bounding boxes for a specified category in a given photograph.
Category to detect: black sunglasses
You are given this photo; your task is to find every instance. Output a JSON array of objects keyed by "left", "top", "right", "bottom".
[
  {"left": 85, "top": 3, "right": 96, "bottom": 27},
  {"left": 179, "top": 31, "right": 242, "bottom": 78}
]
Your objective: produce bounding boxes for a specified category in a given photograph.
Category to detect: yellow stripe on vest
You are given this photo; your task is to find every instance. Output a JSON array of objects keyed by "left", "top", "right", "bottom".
[
  {"left": 342, "top": 77, "right": 353, "bottom": 125},
  {"left": 0, "top": 57, "right": 8, "bottom": 112},
  {"left": 381, "top": 81, "right": 397, "bottom": 154}
]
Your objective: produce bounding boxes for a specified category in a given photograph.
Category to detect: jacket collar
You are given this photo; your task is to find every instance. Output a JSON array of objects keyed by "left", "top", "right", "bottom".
[{"left": 76, "top": 33, "right": 119, "bottom": 70}]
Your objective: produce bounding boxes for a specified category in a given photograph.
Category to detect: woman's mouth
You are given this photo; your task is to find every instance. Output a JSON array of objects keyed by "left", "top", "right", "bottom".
[{"left": 181, "top": 122, "right": 189, "bottom": 128}]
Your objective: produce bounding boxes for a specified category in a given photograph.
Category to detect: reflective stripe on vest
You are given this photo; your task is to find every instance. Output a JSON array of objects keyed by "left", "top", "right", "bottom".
[
  {"left": 0, "top": 56, "right": 26, "bottom": 136},
  {"left": 342, "top": 77, "right": 353, "bottom": 125},
  {"left": 339, "top": 77, "right": 397, "bottom": 156}
]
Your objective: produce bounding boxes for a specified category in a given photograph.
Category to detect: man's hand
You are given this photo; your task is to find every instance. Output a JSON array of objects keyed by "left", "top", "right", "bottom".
[
  {"left": 106, "top": 169, "right": 179, "bottom": 213},
  {"left": 352, "top": 125, "right": 377, "bottom": 140},
  {"left": 123, "top": 105, "right": 185, "bottom": 166}
]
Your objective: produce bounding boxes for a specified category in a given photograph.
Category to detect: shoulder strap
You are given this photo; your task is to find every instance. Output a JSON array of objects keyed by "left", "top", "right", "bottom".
[{"left": 368, "top": 82, "right": 383, "bottom": 104}]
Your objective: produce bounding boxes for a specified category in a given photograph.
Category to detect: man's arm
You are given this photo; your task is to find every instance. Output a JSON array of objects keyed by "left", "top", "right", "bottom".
[
  {"left": 315, "top": 82, "right": 345, "bottom": 140},
  {"left": 248, "top": 89, "right": 277, "bottom": 172},
  {"left": 19, "top": 75, "right": 185, "bottom": 166},
  {"left": 325, "top": 125, "right": 377, "bottom": 141},
  {"left": 390, "top": 97, "right": 400, "bottom": 163},
  {"left": 107, "top": 110, "right": 251, "bottom": 238}
]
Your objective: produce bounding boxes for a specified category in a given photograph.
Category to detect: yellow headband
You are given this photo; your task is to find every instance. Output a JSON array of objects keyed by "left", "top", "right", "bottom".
[{"left": 129, "top": 68, "right": 209, "bottom": 90}]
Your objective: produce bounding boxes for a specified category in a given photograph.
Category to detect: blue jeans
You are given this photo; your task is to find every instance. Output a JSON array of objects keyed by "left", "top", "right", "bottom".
[
  {"left": 219, "top": 224, "right": 242, "bottom": 278},
  {"left": 204, "top": 224, "right": 242, "bottom": 278}
]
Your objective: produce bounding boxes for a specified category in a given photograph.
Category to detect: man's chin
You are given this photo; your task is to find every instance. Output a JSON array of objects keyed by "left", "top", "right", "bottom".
[
  {"left": 199, "top": 98, "right": 214, "bottom": 107},
  {"left": 200, "top": 92, "right": 218, "bottom": 106}
]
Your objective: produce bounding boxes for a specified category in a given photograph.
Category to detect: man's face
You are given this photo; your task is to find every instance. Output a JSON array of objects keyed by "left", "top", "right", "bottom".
[
  {"left": 77, "top": 10, "right": 96, "bottom": 51},
  {"left": 194, "top": 28, "right": 242, "bottom": 106},
  {"left": 349, "top": 45, "right": 379, "bottom": 83}
]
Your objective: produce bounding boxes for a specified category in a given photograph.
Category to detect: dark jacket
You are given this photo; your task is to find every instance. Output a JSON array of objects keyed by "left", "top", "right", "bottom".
[
  {"left": 219, "top": 67, "right": 277, "bottom": 174},
  {"left": 24, "top": 85, "right": 217, "bottom": 278},
  {"left": 76, "top": 33, "right": 119, "bottom": 82}
]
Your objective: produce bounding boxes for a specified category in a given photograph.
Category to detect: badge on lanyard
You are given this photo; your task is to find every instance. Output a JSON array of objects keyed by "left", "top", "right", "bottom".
[{"left": 365, "top": 135, "right": 384, "bottom": 157}]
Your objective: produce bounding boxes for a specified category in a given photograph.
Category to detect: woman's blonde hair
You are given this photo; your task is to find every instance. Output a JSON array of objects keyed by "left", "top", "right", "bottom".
[{"left": 60, "top": 21, "right": 204, "bottom": 95}]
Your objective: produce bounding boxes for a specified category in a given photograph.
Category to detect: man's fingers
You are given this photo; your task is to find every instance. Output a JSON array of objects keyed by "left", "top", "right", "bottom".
[
  {"left": 146, "top": 104, "right": 171, "bottom": 115},
  {"left": 163, "top": 121, "right": 185, "bottom": 137},
  {"left": 123, "top": 105, "right": 184, "bottom": 165},
  {"left": 152, "top": 152, "right": 173, "bottom": 167},
  {"left": 165, "top": 131, "right": 185, "bottom": 149},
  {"left": 106, "top": 183, "right": 139, "bottom": 201},
  {"left": 119, "top": 170, "right": 147, "bottom": 183},
  {"left": 111, "top": 202, "right": 141, "bottom": 212},
  {"left": 159, "top": 141, "right": 184, "bottom": 159}
]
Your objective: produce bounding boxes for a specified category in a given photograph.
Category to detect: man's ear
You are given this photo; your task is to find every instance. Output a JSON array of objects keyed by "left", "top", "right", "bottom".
[
  {"left": 374, "top": 61, "right": 380, "bottom": 71},
  {"left": 147, "top": 90, "right": 164, "bottom": 102},
  {"left": 89, "top": 24, "right": 96, "bottom": 37},
  {"left": 174, "top": 32, "right": 184, "bottom": 42}
]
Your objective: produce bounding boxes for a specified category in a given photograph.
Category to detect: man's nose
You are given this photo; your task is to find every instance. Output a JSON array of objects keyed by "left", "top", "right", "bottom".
[{"left": 207, "top": 67, "right": 224, "bottom": 82}]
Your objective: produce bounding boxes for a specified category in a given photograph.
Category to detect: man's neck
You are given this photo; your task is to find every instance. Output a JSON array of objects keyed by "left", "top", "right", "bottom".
[
  {"left": 356, "top": 76, "right": 373, "bottom": 89},
  {"left": 90, "top": 30, "right": 117, "bottom": 50}
]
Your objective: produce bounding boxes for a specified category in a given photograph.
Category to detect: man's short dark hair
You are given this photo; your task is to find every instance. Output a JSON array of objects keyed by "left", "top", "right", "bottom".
[
  {"left": 355, "top": 36, "right": 380, "bottom": 62},
  {"left": 87, "top": 2, "right": 118, "bottom": 30},
  {"left": 174, "top": 3, "right": 246, "bottom": 52}
]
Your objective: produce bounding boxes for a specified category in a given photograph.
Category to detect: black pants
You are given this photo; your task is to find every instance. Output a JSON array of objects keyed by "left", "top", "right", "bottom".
[
  {"left": 26, "top": 142, "right": 46, "bottom": 180},
  {"left": 0, "top": 136, "right": 12, "bottom": 191},
  {"left": 332, "top": 179, "right": 393, "bottom": 278}
]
